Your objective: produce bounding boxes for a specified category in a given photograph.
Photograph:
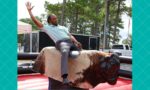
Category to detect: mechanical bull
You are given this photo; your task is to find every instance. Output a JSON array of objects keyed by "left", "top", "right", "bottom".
[{"left": 33, "top": 47, "right": 120, "bottom": 89}]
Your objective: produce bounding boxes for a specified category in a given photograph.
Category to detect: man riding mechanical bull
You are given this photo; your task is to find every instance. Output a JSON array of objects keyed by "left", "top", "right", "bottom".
[{"left": 26, "top": 2, "right": 120, "bottom": 90}]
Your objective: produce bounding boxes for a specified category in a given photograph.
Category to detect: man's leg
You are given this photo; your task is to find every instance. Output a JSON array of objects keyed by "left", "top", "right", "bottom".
[
  {"left": 61, "top": 50, "right": 70, "bottom": 83},
  {"left": 69, "top": 44, "right": 81, "bottom": 58},
  {"left": 60, "top": 42, "right": 70, "bottom": 84}
]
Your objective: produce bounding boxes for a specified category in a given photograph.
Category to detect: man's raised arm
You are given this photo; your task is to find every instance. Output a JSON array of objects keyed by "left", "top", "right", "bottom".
[{"left": 26, "top": 2, "right": 43, "bottom": 29}]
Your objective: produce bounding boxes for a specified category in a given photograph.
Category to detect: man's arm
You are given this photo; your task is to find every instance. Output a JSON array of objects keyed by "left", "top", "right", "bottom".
[
  {"left": 69, "top": 33, "right": 82, "bottom": 49},
  {"left": 26, "top": 2, "right": 43, "bottom": 29}
]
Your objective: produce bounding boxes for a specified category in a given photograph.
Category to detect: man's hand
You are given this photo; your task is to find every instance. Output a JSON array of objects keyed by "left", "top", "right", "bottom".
[
  {"left": 69, "top": 34, "right": 82, "bottom": 49},
  {"left": 26, "top": 2, "right": 34, "bottom": 12},
  {"left": 25, "top": 2, "right": 43, "bottom": 29},
  {"left": 75, "top": 42, "right": 82, "bottom": 50}
]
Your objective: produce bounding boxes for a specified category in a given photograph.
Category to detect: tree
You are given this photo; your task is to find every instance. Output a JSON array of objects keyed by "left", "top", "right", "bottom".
[
  {"left": 19, "top": 0, "right": 132, "bottom": 49},
  {"left": 108, "top": 0, "right": 131, "bottom": 45},
  {"left": 112, "top": 0, "right": 122, "bottom": 44},
  {"left": 43, "top": 0, "right": 132, "bottom": 46},
  {"left": 60, "top": 0, "right": 66, "bottom": 25}
]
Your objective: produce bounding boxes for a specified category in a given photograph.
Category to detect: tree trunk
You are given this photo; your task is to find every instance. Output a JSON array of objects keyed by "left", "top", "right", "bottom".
[
  {"left": 61, "top": 0, "right": 66, "bottom": 26},
  {"left": 94, "top": 4, "right": 101, "bottom": 35},
  {"left": 103, "top": 0, "right": 110, "bottom": 49},
  {"left": 113, "top": 0, "right": 121, "bottom": 44},
  {"left": 75, "top": 7, "right": 78, "bottom": 33}
]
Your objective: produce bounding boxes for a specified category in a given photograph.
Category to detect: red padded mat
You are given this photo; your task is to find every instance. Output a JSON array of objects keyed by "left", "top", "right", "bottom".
[{"left": 18, "top": 74, "right": 132, "bottom": 90}]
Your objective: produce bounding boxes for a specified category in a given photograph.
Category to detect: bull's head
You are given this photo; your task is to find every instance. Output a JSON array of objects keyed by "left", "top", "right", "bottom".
[{"left": 74, "top": 53, "right": 120, "bottom": 89}]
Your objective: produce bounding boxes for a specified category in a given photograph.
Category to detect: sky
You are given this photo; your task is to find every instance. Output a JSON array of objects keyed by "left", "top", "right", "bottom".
[
  {"left": 18, "top": 0, "right": 63, "bottom": 19},
  {"left": 120, "top": 0, "right": 132, "bottom": 43},
  {"left": 18, "top": 0, "right": 132, "bottom": 43}
]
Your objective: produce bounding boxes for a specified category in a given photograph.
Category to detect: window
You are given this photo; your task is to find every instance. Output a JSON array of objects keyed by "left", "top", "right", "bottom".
[
  {"left": 112, "top": 45, "right": 123, "bottom": 49},
  {"left": 125, "top": 45, "right": 129, "bottom": 50}
]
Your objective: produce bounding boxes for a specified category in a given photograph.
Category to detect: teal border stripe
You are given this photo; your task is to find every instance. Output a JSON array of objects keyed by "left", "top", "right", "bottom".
[
  {"left": 0, "top": 0, "right": 17, "bottom": 90},
  {"left": 133, "top": 0, "right": 150, "bottom": 90}
]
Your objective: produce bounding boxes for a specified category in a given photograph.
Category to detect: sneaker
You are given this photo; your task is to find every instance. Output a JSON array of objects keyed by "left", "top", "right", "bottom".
[{"left": 70, "top": 51, "right": 80, "bottom": 58}]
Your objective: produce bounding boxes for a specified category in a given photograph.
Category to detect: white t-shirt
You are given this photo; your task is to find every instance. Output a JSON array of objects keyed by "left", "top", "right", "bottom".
[{"left": 41, "top": 24, "right": 70, "bottom": 43}]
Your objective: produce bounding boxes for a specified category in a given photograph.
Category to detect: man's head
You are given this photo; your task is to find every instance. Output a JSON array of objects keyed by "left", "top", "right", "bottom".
[{"left": 47, "top": 14, "right": 58, "bottom": 26}]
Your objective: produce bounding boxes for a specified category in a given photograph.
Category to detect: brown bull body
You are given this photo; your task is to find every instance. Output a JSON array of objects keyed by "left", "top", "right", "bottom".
[{"left": 33, "top": 47, "right": 118, "bottom": 89}]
